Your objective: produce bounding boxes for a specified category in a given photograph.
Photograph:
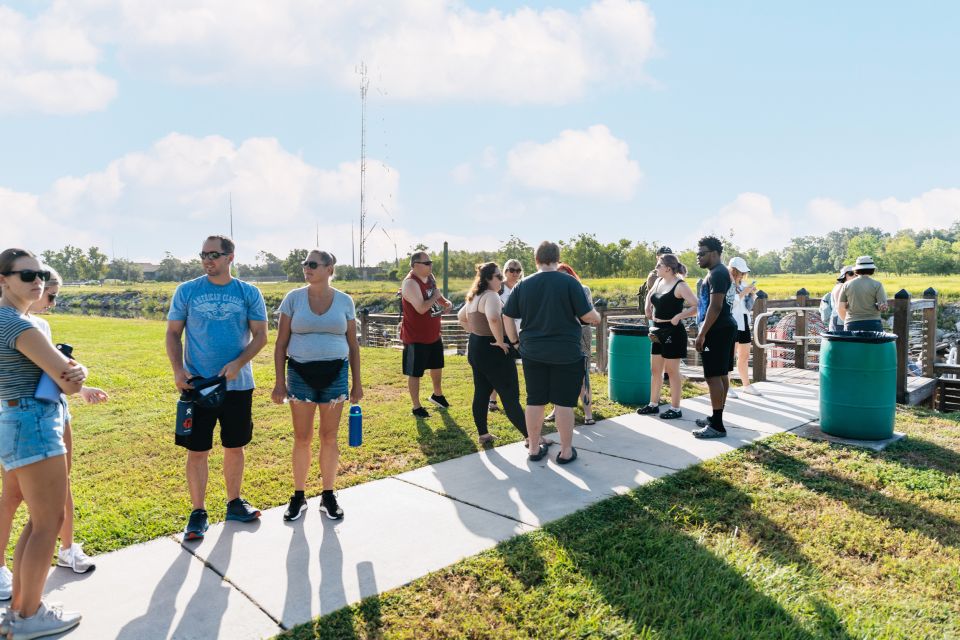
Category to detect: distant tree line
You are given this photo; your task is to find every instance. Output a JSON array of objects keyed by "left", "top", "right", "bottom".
[{"left": 37, "top": 220, "right": 959, "bottom": 283}]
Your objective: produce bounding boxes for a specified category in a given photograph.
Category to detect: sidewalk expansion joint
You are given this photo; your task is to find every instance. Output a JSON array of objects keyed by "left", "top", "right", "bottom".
[
  {"left": 571, "top": 446, "right": 683, "bottom": 471},
  {"left": 388, "top": 476, "right": 539, "bottom": 529},
  {"left": 170, "top": 534, "right": 289, "bottom": 632}
]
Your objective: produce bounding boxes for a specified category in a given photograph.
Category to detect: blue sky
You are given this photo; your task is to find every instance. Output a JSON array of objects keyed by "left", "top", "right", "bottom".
[{"left": 2, "top": 1, "right": 958, "bottom": 264}]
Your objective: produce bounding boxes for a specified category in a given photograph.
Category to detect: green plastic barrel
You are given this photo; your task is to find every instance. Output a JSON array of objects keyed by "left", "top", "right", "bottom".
[
  {"left": 608, "top": 324, "right": 651, "bottom": 405},
  {"left": 819, "top": 331, "right": 897, "bottom": 440}
]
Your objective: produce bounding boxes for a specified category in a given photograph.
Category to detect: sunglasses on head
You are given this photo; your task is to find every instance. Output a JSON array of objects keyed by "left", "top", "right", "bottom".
[
  {"left": 2, "top": 269, "right": 52, "bottom": 283},
  {"left": 414, "top": 260, "right": 433, "bottom": 266},
  {"left": 505, "top": 267, "right": 522, "bottom": 273},
  {"left": 301, "top": 260, "right": 329, "bottom": 269},
  {"left": 199, "top": 251, "right": 231, "bottom": 260}
]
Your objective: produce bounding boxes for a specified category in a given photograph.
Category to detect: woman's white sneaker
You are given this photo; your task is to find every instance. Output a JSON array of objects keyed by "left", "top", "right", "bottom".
[
  {"left": 0, "top": 565, "right": 12, "bottom": 600},
  {"left": 9, "top": 601, "right": 81, "bottom": 639},
  {"left": 57, "top": 543, "right": 96, "bottom": 574}
]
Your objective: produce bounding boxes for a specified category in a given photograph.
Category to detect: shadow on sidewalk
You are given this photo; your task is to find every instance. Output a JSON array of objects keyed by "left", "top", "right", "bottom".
[{"left": 114, "top": 545, "right": 192, "bottom": 640}]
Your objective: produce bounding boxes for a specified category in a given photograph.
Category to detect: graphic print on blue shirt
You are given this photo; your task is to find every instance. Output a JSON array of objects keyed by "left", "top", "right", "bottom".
[{"left": 167, "top": 277, "right": 268, "bottom": 391}]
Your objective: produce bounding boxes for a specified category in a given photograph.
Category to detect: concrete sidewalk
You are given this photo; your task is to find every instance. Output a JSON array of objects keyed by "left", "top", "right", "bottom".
[{"left": 41, "top": 381, "right": 818, "bottom": 639}]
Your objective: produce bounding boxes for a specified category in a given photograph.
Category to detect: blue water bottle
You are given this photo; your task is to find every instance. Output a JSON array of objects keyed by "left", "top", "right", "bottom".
[
  {"left": 348, "top": 405, "right": 362, "bottom": 447},
  {"left": 36, "top": 344, "right": 72, "bottom": 403}
]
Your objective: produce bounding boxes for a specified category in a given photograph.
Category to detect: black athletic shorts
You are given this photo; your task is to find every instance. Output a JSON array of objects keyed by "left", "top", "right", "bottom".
[
  {"left": 402, "top": 339, "right": 445, "bottom": 378},
  {"left": 522, "top": 358, "right": 585, "bottom": 407},
  {"left": 736, "top": 326, "right": 752, "bottom": 345},
  {"left": 176, "top": 389, "right": 254, "bottom": 452},
  {"left": 651, "top": 322, "right": 688, "bottom": 360},
  {"left": 701, "top": 324, "right": 737, "bottom": 378}
]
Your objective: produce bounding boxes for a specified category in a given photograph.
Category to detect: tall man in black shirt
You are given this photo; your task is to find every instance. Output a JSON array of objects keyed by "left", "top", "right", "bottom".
[{"left": 693, "top": 236, "right": 737, "bottom": 438}]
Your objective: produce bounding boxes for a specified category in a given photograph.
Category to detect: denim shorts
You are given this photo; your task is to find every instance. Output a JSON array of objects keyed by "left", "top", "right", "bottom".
[
  {"left": 0, "top": 398, "right": 67, "bottom": 471},
  {"left": 287, "top": 359, "right": 349, "bottom": 404}
]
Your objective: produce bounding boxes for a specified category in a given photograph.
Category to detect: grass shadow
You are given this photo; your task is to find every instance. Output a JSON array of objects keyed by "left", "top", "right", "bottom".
[{"left": 414, "top": 409, "right": 475, "bottom": 465}]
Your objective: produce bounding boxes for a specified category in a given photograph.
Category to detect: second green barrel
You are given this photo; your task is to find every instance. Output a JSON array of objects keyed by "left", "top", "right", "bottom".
[
  {"left": 608, "top": 324, "right": 651, "bottom": 405},
  {"left": 819, "top": 331, "right": 897, "bottom": 440}
]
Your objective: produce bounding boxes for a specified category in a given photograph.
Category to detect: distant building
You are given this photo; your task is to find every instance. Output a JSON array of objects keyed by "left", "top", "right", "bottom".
[{"left": 137, "top": 262, "right": 160, "bottom": 281}]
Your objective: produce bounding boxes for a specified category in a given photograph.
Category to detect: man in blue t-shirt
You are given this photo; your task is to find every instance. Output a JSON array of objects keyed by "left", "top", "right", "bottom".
[
  {"left": 166, "top": 235, "right": 268, "bottom": 540},
  {"left": 504, "top": 241, "right": 600, "bottom": 466},
  {"left": 693, "top": 235, "right": 737, "bottom": 439}
]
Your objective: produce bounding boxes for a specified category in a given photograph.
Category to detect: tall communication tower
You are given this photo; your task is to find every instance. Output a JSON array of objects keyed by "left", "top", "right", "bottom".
[{"left": 357, "top": 62, "right": 370, "bottom": 272}]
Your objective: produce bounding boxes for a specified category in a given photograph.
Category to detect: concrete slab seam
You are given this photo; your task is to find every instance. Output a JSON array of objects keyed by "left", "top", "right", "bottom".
[
  {"left": 174, "top": 534, "right": 288, "bottom": 632},
  {"left": 569, "top": 445, "right": 684, "bottom": 471},
  {"left": 387, "top": 476, "right": 539, "bottom": 529}
]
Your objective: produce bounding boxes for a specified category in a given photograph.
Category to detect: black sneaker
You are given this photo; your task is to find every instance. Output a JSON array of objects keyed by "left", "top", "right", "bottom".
[
  {"left": 660, "top": 408, "right": 682, "bottom": 420},
  {"left": 429, "top": 394, "right": 451, "bottom": 409},
  {"left": 637, "top": 404, "right": 659, "bottom": 415},
  {"left": 319, "top": 492, "right": 344, "bottom": 520},
  {"left": 412, "top": 406, "right": 430, "bottom": 418},
  {"left": 283, "top": 494, "right": 307, "bottom": 522},
  {"left": 226, "top": 497, "right": 261, "bottom": 522},
  {"left": 184, "top": 508, "right": 208, "bottom": 541}
]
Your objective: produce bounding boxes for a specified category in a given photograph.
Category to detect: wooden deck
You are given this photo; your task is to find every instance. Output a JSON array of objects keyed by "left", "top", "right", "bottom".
[{"left": 677, "top": 364, "right": 937, "bottom": 406}]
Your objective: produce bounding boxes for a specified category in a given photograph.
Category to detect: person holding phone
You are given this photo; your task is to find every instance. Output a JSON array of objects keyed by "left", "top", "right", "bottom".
[{"left": 727, "top": 257, "right": 761, "bottom": 397}]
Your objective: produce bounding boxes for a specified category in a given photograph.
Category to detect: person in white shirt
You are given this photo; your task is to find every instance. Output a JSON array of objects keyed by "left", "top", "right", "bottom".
[{"left": 726, "top": 257, "right": 761, "bottom": 397}]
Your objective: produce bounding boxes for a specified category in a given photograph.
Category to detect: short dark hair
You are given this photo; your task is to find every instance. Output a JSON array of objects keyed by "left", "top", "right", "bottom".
[
  {"left": 697, "top": 236, "right": 723, "bottom": 254},
  {"left": 855, "top": 268, "right": 875, "bottom": 276},
  {"left": 206, "top": 235, "right": 235, "bottom": 254},
  {"left": 534, "top": 241, "right": 560, "bottom": 265},
  {"left": 410, "top": 251, "right": 429, "bottom": 267}
]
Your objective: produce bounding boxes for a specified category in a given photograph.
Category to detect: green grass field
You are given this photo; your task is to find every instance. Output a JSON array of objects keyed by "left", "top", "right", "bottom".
[
  {"left": 20, "top": 315, "right": 698, "bottom": 556},
  {"left": 284, "top": 408, "right": 960, "bottom": 640}
]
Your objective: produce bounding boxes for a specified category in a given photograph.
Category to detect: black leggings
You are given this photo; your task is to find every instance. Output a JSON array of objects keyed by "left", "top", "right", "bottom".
[{"left": 467, "top": 334, "right": 527, "bottom": 437}]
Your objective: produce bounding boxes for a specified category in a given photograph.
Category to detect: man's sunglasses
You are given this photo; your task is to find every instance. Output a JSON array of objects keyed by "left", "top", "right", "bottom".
[
  {"left": 199, "top": 251, "right": 232, "bottom": 260},
  {"left": 301, "top": 260, "right": 330, "bottom": 269},
  {"left": 2, "top": 270, "right": 52, "bottom": 283},
  {"left": 414, "top": 260, "right": 433, "bottom": 266},
  {"left": 505, "top": 268, "right": 522, "bottom": 273}
]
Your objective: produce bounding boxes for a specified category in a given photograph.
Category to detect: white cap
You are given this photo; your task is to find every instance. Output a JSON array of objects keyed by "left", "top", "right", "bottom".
[{"left": 728, "top": 256, "right": 750, "bottom": 273}]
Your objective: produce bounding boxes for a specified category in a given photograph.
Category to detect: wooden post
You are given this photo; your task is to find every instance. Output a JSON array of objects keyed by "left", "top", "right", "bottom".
[
  {"left": 893, "top": 289, "right": 911, "bottom": 403},
  {"left": 752, "top": 291, "right": 768, "bottom": 382},
  {"left": 923, "top": 287, "right": 938, "bottom": 378},
  {"left": 359, "top": 308, "right": 370, "bottom": 347},
  {"left": 794, "top": 288, "right": 808, "bottom": 369},
  {"left": 595, "top": 302, "right": 608, "bottom": 373}
]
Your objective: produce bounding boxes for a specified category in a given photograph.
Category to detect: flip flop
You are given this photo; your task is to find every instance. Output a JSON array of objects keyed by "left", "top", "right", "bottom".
[
  {"left": 528, "top": 443, "right": 549, "bottom": 461},
  {"left": 583, "top": 417, "right": 596, "bottom": 425},
  {"left": 556, "top": 448, "right": 578, "bottom": 465}
]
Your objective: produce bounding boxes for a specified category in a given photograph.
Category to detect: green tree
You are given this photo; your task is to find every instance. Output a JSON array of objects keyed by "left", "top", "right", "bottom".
[
  {"left": 282, "top": 249, "right": 309, "bottom": 282},
  {"left": 82, "top": 247, "right": 109, "bottom": 280},
  {"left": 105, "top": 258, "right": 144, "bottom": 282},
  {"left": 561, "top": 233, "right": 612, "bottom": 277},
  {"left": 497, "top": 236, "right": 535, "bottom": 275},
  {"left": 916, "top": 238, "right": 955, "bottom": 274},
  {"left": 156, "top": 253, "right": 184, "bottom": 281},
  {"left": 845, "top": 233, "right": 885, "bottom": 265},
  {"left": 881, "top": 233, "right": 916, "bottom": 276}
]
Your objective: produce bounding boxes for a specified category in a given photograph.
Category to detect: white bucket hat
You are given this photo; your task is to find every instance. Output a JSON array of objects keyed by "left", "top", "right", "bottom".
[
  {"left": 854, "top": 255, "right": 877, "bottom": 270},
  {"left": 728, "top": 256, "right": 750, "bottom": 273}
]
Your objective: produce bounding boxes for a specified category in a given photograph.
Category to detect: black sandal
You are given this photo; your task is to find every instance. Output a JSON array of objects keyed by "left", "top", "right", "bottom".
[
  {"left": 556, "top": 448, "right": 578, "bottom": 465},
  {"left": 528, "top": 443, "right": 549, "bottom": 461}
]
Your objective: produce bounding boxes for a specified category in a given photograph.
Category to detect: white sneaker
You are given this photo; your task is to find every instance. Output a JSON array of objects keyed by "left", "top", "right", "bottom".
[
  {"left": 741, "top": 385, "right": 763, "bottom": 396},
  {"left": 727, "top": 390, "right": 739, "bottom": 399},
  {"left": 57, "top": 544, "right": 96, "bottom": 574},
  {"left": 9, "top": 601, "right": 81, "bottom": 639},
  {"left": 0, "top": 566, "right": 11, "bottom": 600}
]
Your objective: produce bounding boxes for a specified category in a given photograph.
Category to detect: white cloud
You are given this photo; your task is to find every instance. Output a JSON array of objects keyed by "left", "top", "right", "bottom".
[
  {"left": 5, "top": 133, "right": 405, "bottom": 264},
  {"left": 808, "top": 189, "right": 960, "bottom": 235},
  {"left": 0, "top": 6, "right": 116, "bottom": 114},
  {"left": 691, "top": 192, "right": 796, "bottom": 252},
  {"left": 506, "top": 125, "right": 642, "bottom": 199},
  {"left": 45, "top": 0, "right": 656, "bottom": 104}
]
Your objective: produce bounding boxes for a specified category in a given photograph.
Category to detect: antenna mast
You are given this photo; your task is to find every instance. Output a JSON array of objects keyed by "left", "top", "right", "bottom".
[{"left": 357, "top": 61, "right": 370, "bottom": 273}]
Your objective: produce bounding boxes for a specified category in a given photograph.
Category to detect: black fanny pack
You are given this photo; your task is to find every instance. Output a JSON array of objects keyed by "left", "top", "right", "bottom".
[
  {"left": 287, "top": 358, "right": 345, "bottom": 392},
  {"left": 188, "top": 375, "right": 227, "bottom": 409}
]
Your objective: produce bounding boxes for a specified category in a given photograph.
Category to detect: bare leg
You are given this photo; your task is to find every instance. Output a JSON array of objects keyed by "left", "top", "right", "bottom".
[
  {"left": 222, "top": 447, "right": 245, "bottom": 502},
  {"left": 186, "top": 451, "right": 210, "bottom": 510},
  {"left": 526, "top": 405, "right": 545, "bottom": 455},
  {"left": 59, "top": 421, "right": 74, "bottom": 550},
  {"left": 317, "top": 402, "right": 346, "bottom": 491},
  {"left": 429, "top": 368, "right": 443, "bottom": 396},
  {"left": 649, "top": 355, "right": 665, "bottom": 405},
  {"left": 0, "top": 470, "right": 23, "bottom": 569},
  {"left": 10, "top": 455, "right": 68, "bottom": 617},
  {"left": 554, "top": 406, "right": 576, "bottom": 459},
  {"left": 705, "top": 377, "right": 726, "bottom": 410},
  {"left": 407, "top": 376, "right": 421, "bottom": 408},
  {"left": 290, "top": 401, "right": 318, "bottom": 491},
  {"left": 665, "top": 358, "right": 683, "bottom": 408},
  {"left": 737, "top": 343, "right": 751, "bottom": 386}
]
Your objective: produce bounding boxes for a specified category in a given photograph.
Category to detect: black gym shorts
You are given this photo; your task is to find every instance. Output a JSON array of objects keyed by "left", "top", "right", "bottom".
[
  {"left": 175, "top": 389, "right": 254, "bottom": 452},
  {"left": 522, "top": 358, "right": 585, "bottom": 407},
  {"left": 402, "top": 339, "right": 445, "bottom": 378},
  {"left": 701, "top": 324, "right": 737, "bottom": 378},
  {"left": 651, "top": 322, "right": 688, "bottom": 360}
]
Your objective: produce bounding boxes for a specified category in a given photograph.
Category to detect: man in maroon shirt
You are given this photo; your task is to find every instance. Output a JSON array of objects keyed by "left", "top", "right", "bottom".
[{"left": 401, "top": 251, "right": 452, "bottom": 418}]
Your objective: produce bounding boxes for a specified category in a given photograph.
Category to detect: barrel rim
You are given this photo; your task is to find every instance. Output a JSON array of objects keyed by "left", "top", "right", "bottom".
[
  {"left": 822, "top": 330, "right": 897, "bottom": 344},
  {"left": 608, "top": 323, "right": 650, "bottom": 336}
]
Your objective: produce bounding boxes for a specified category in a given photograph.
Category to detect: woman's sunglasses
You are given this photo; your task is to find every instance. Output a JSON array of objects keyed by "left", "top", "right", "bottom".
[
  {"left": 301, "top": 260, "right": 329, "bottom": 269},
  {"left": 2, "top": 270, "right": 52, "bottom": 283},
  {"left": 505, "top": 268, "right": 522, "bottom": 273}
]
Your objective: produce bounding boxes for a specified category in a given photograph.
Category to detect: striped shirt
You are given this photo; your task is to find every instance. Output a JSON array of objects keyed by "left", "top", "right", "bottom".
[{"left": 0, "top": 306, "right": 42, "bottom": 400}]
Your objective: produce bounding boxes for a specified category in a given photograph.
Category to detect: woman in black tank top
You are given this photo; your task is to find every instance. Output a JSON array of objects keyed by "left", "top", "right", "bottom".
[{"left": 638, "top": 254, "right": 698, "bottom": 420}]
